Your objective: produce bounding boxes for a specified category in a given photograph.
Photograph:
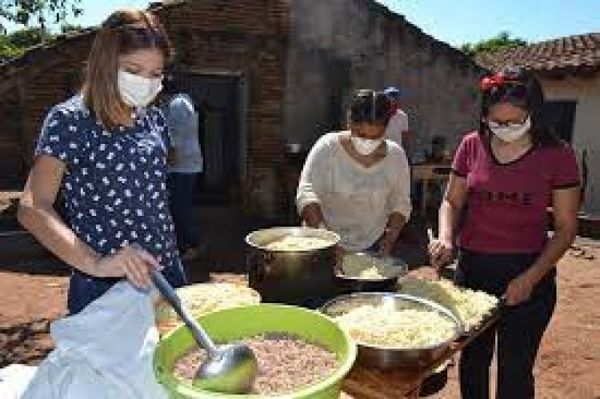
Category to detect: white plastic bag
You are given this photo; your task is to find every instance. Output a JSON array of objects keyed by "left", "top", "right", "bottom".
[
  {"left": 0, "top": 364, "right": 38, "bottom": 399},
  {"left": 18, "top": 281, "right": 168, "bottom": 399}
]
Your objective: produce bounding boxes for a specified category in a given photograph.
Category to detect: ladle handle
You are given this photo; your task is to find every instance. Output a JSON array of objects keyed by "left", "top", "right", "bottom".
[{"left": 150, "top": 269, "right": 217, "bottom": 353}]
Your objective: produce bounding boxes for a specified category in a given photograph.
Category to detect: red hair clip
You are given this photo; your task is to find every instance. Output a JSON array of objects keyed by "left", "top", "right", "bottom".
[{"left": 480, "top": 73, "right": 505, "bottom": 91}]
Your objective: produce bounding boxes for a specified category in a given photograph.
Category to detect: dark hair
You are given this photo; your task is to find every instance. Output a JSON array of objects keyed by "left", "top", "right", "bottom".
[
  {"left": 479, "top": 67, "right": 559, "bottom": 147},
  {"left": 162, "top": 73, "right": 178, "bottom": 94},
  {"left": 82, "top": 9, "right": 173, "bottom": 129},
  {"left": 348, "top": 89, "right": 393, "bottom": 126}
]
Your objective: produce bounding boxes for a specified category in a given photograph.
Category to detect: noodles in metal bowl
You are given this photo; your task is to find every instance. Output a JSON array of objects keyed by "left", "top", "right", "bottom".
[
  {"left": 336, "top": 253, "right": 408, "bottom": 293},
  {"left": 321, "top": 293, "right": 464, "bottom": 368},
  {"left": 398, "top": 277, "right": 499, "bottom": 333},
  {"left": 340, "top": 253, "right": 407, "bottom": 280}
]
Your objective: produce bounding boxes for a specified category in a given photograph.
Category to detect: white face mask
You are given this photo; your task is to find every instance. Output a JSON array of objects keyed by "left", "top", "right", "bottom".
[
  {"left": 118, "top": 69, "right": 163, "bottom": 108},
  {"left": 351, "top": 136, "right": 383, "bottom": 156},
  {"left": 488, "top": 116, "right": 531, "bottom": 143}
]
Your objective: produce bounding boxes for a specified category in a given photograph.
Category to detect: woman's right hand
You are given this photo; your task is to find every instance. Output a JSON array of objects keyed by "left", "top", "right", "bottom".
[
  {"left": 95, "top": 245, "right": 159, "bottom": 289},
  {"left": 428, "top": 239, "right": 454, "bottom": 273}
]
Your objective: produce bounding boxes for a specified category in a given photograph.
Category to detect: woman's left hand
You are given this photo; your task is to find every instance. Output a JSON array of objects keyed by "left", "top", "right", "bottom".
[{"left": 504, "top": 273, "right": 536, "bottom": 306}]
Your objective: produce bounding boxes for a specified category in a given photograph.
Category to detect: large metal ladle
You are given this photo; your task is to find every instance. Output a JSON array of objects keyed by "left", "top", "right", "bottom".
[{"left": 150, "top": 269, "right": 258, "bottom": 394}]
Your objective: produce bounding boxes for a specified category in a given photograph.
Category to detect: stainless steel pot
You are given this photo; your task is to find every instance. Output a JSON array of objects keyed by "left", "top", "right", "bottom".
[
  {"left": 321, "top": 292, "right": 464, "bottom": 369},
  {"left": 245, "top": 227, "right": 340, "bottom": 308}
]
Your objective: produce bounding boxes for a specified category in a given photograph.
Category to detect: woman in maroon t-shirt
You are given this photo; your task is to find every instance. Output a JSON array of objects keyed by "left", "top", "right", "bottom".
[{"left": 429, "top": 68, "right": 580, "bottom": 399}]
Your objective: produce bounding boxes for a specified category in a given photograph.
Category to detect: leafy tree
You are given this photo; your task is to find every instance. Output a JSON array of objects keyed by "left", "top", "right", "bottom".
[
  {"left": 0, "top": 1, "right": 84, "bottom": 62},
  {"left": 0, "top": 26, "right": 53, "bottom": 61},
  {"left": 7, "top": 26, "right": 49, "bottom": 46},
  {"left": 461, "top": 31, "right": 527, "bottom": 56},
  {"left": 0, "top": 0, "right": 83, "bottom": 32},
  {"left": 0, "top": 33, "right": 21, "bottom": 59},
  {"left": 60, "top": 23, "right": 82, "bottom": 34}
]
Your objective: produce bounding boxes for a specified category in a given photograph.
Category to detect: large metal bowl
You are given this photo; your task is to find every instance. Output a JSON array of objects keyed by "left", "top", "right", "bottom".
[
  {"left": 335, "top": 252, "right": 408, "bottom": 293},
  {"left": 320, "top": 292, "right": 464, "bottom": 369}
]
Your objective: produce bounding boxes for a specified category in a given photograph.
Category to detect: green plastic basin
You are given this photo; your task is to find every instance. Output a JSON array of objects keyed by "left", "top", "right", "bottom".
[{"left": 154, "top": 303, "right": 357, "bottom": 398}]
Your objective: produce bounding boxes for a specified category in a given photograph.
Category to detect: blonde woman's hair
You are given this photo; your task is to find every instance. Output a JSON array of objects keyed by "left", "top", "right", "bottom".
[{"left": 82, "top": 9, "right": 172, "bottom": 130}]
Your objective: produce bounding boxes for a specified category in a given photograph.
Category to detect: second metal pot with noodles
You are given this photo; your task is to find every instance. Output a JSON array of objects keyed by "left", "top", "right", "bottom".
[{"left": 245, "top": 227, "right": 340, "bottom": 308}]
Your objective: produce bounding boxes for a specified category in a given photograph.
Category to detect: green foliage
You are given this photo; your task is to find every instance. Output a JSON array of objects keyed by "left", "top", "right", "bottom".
[
  {"left": 60, "top": 23, "right": 82, "bottom": 34},
  {"left": 0, "top": 26, "right": 54, "bottom": 61},
  {"left": 8, "top": 26, "right": 49, "bottom": 46},
  {"left": 0, "top": 0, "right": 84, "bottom": 62},
  {"left": 0, "top": 0, "right": 83, "bottom": 31},
  {"left": 0, "top": 33, "right": 21, "bottom": 59},
  {"left": 461, "top": 31, "right": 527, "bottom": 56}
]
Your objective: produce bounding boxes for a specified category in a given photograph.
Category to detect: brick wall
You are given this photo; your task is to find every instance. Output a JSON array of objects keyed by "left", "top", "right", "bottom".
[
  {"left": 284, "top": 0, "right": 483, "bottom": 156},
  {"left": 156, "top": 1, "right": 289, "bottom": 215},
  {"left": 0, "top": 0, "right": 290, "bottom": 215}
]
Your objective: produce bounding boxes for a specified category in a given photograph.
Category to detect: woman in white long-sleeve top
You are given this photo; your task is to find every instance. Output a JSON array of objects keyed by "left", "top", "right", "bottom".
[{"left": 296, "top": 89, "right": 412, "bottom": 255}]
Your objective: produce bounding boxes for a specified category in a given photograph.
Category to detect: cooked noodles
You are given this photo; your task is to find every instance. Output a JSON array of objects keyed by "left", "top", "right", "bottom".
[
  {"left": 265, "top": 235, "right": 333, "bottom": 251},
  {"left": 341, "top": 253, "right": 401, "bottom": 279},
  {"left": 334, "top": 300, "right": 456, "bottom": 348},
  {"left": 399, "top": 277, "right": 498, "bottom": 331}
]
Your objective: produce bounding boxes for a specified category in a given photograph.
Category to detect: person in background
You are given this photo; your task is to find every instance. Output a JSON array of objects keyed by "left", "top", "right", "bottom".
[
  {"left": 383, "top": 86, "right": 410, "bottom": 154},
  {"left": 297, "top": 89, "right": 411, "bottom": 255},
  {"left": 162, "top": 80, "right": 203, "bottom": 261},
  {"left": 429, "top": 68, "right": 580, "bottom": 399},
  {"left": 17, "top": 9, "right": 186, "bottom": 315}
]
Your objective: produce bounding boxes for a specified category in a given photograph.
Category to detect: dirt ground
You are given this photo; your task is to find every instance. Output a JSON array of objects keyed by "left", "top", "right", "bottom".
[{"left": 0, "top": 245, "right": 598, "bottom": 398}]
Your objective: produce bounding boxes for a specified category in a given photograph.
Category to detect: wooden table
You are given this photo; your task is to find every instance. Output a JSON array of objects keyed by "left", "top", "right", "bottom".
[
  {"left": 341, "top": 310, "right": 500, "bottom": 398},
  {"left": 412, "top": 164, "right": 451, "bottom": 215},
  {"left": 202, "top": 272, "right": 500, "bottom": 398}
]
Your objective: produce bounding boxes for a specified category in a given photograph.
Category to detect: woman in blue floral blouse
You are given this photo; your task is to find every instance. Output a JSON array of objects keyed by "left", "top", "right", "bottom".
[{"left": 18, "top": 9, "right": 187, "bottom": 314}]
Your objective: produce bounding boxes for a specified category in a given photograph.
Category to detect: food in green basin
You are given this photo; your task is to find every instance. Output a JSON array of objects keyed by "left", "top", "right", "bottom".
[
  {"left": 154, "top": 303, "right": 357, "bottom": 399},
  {"left": 174, "top": 333, "right": 339, "bottom": 395}
]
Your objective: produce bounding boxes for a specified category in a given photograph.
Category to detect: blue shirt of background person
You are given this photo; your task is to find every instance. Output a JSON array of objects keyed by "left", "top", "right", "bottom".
[{"left": 163, "top": 88, "right": 203, "bottom": 261}]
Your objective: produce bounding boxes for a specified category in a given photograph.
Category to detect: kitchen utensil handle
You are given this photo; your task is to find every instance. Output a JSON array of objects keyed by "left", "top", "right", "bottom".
[
  {"left": 150, "top": 269, "right": 217, "bottom": 353},
  {"left": 427, "top": 227, "right": 443, "bottom": 280}
]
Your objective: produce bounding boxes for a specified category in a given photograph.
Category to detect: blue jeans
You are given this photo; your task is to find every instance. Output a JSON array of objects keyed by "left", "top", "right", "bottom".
[
  {"left": 167, "top": 173, "right": 199, "bottom": 251},
  {"left": 455, "top": 249, "right": 556, "bottom": 399},
  {"left": 67, "top": 260, "right": 187, "bottom": 315}
]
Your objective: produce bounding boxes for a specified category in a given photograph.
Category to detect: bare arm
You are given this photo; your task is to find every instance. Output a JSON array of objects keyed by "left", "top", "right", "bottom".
[
  {"left": 18, "top": 156, "right": 158, "bottom": 288},
  {"left": 438, "top": 174, "right": 468, "bottom": 243},
  {"left": 525, "top": 188, "right": 579, "bottom": 284},
  {"left": 504, "top": 187, "right": 579, "bottom": 305},
  {"left": 429, "top": 174, "right": 468, "bottom": 268},
  {"left": 380, "top": 212, "right": 407, "bottom": 256},
  {"left": 18, "top": 155, "right": 101, "bottom": 273}
]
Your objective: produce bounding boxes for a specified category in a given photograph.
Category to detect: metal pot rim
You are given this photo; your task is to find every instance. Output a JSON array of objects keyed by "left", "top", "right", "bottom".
[
  {"left": 245, "top": 226, "right": 340, "bottom": 252},
  {"left": 320, "top": 292, "right": 465, "bottom": 352}
]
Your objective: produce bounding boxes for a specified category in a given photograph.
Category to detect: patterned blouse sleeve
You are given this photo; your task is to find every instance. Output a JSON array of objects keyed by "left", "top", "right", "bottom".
[
  {"left": 34, "top": 107, "right": 80, "bottom": 164},
  {"left": 154, "top": 108, "right": 172, "bottom": 150}
]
